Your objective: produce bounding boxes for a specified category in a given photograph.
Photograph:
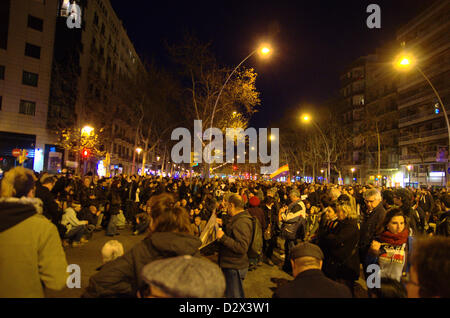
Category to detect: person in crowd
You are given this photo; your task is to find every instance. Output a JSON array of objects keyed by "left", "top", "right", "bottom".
[
  {"left": 405, "top": 236, "right": 450, "bottom": 298},
  {"left": 248, "top": 195, "right": 266, "bottom": 270},
  {"left": 263, "top": 196, "right": 279, "bottom": 266},
  {"left": 318, "top": 197, "right": 360, "bottom": 295},
  {"left": 273, "top": 242, "right": 352, "bottom": 298},
  {"left": 82, "top": 193, "right": 201, "bottom": 298},
  {"left": 436, "top": 193, "right": 450, "bottom": 237},
  {"left": 35, "top": 175, "right": 62, "bottom": 228},
  {"left": 106, "top": 179, "right": 122, "bottom": 236},
  {"left": 61, "top": 201, "right": 90, "bottom": 247},
  {"left": 216, "top": 194, "right": 253, "bottom": 298},
  {"left": 304, "top": 199, "right": 321, "bottom": 242},
  {"left": 359, "top": 189, "right": 386, "bottom": 275},
  {"left": 0, "top": 167, "right": 68, "bottom": 297},
  {"left": 191, "top": 215, "right": 207, "bottom": 237},
  {"left": 366, "top": 208, "right": 413, "bottom": 286},
  {"left": 139, "top": 255, "right": 226, "bottom": 298},
  {"left": 101, "top": 240, "right": 124, "bottom": 264},
  {"left": 394, "top": 188, "right": 422, "bottom": 235},
  {"left": 279, "top": 189, "right": 307, "bottom": 275}
]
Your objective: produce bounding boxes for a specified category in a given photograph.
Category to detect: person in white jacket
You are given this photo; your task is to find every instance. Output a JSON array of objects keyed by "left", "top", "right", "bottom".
[{"left": 61, "top": 201, "right": 89, "bottom": 247}]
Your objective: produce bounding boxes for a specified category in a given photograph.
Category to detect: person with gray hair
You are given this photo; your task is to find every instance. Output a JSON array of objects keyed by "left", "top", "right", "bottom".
[
  {"left": 140, "top": 255, "right": 226, "bottom": 298},
  {"left": 360, "top": 188, "right": 386, "bottom": 277}
]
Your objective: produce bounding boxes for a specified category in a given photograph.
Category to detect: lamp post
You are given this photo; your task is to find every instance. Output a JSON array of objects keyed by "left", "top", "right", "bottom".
[
  {"left": 351, "top": 167, "right": 355, "bottom": 184},
  {"left": 207, "top": 45, "right": 271, "bottom": 177},
  {"left": 302, "top": 114, "right": 331, "bottom": 184},
  {"left": 407, "top": 164, "right": 413, "bottom": 187}
]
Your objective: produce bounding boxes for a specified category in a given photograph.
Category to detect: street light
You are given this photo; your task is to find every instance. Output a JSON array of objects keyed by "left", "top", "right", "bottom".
[
  {"left": 407, "top": 164, "right": 413, "bottom": 186},
  {"left": 136, "top": 147, "right": 143, "bottom": 155},
  {"left": 394, "top": 51, "right": 450, "bottom": 150},
  {"left": 210, "top": 44, "right": 272, "bottom": 144},
  {"left": 302, "top": 114, "right": 331, "bottom": 183},
  {"left": 351, "top": 167, "right": 355, "bottom": 183},
  {"left": 81, "top": 125, "right": 94, "bottom": 137}
]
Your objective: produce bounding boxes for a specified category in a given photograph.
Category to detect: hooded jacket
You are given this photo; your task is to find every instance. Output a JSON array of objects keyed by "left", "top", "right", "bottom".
[
  {"left": 0, "top": 197, "right": 68, "bottom": 297},
  {"left": 82, "top": 231, "right": 202, "bottom": 298}
]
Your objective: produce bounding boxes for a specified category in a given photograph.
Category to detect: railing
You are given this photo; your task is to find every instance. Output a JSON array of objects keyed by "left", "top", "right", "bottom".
[
  {"left": 399, "top": 111, "right": 442, "bottom": 124},
  {"left": 400, "top": 151, "right": 436, "bottom": 161},
  {"left": 399, "top": 128, "right": 447, "bottom": 142}
]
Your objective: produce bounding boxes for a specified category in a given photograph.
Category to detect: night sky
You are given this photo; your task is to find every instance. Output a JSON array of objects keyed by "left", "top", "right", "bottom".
[{"left": 109, "top": 0, "right": 433, "bottom": 128}]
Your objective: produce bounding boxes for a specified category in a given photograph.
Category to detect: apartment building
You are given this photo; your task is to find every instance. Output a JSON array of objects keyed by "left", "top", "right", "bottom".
[
  {"left": 396, "top": 0, "right": 450, "bottom": 186},
  {"left": 0, "top": 0, "right": 60, "bottom": 173},
  {"left": 48, "top": 0, "right": 146, "bottom": 174}
]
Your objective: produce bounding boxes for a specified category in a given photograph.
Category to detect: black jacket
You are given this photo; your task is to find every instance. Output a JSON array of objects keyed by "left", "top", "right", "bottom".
[
  {"left": 218, "top": 210, "right": 253, "bottom": 270},
  {"left": 319, "top": 218, "right": 360, "bottom": 282},
  {"left": 82, "top": 231, "right": 202, "bottom": 298},
  {"left": 35, "top": 184, "right": 61, "bottom": 225},
  {"left": 359, "top": 202, "right": 386, "bottom": 259},
  {"left": 273, "top": 269, "right": 352, "bottom": 298}
]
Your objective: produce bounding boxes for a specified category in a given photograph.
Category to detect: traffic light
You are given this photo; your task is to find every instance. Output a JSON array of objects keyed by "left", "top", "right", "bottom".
[
  {"left": 82, "top": 148, "right": 90, "bottom": 159},
  {"left": 434, "top": 103, "right": 440, "bottom": 114}
]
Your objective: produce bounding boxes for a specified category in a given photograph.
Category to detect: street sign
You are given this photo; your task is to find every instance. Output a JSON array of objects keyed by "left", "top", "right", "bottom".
[{"left": 12, "top": 149, "right": 21, "bottom": 157}]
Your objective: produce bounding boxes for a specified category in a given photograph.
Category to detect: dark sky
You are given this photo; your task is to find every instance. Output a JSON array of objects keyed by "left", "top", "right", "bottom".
[{"left": 109, "top": 0, "right": 433, "bottom": 128}]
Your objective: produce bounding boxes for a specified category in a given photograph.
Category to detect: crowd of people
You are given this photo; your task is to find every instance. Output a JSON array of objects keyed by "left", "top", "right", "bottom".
[{"left": 0, "top": 166, "right": 449, "bottom": 298}]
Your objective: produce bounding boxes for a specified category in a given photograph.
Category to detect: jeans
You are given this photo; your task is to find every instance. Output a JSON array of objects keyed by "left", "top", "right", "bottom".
[
  {"left": 222, "top": 268, "right": 248, "bottom": 298},
  {"left": 65, "top": 225, "right": 87, "bottom": 242},
  {"left": 106, "top": 214, "right": 119, "bottom": 236}
]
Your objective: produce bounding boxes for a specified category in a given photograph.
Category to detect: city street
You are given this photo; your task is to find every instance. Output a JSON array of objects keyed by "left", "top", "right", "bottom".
[{"left": 44, "top": 227, "right": 293, "bottom": 298}]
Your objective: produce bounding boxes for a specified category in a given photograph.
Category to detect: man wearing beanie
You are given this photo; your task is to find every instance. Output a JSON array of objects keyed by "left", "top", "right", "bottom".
[
  {"left": 273, "top": 242, "right": 352, "bottom": 298},
  {"left": 140, "top": 255, "right": 226, "bottom": 298},
  {"left": 248, "top": 195, "right": 266, "bottom": 270}
]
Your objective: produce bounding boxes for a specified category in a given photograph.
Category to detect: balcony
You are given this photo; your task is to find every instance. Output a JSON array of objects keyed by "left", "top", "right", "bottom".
[
  {"left": 399, "top": 151, "right": 438, "bottom": 164},
  {"left": 399, "top": 127, "right": 448, "bottom": 145},
  {"left": 399, "top": 111, "right": 444, "bottom": 127}
]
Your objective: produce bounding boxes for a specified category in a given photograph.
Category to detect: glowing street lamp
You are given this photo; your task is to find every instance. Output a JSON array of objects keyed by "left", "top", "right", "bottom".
[
  {"left": 136, "top": 147, "right": 143, "bottom": 155},
  {"left": 351, "top": 167, "right": 356, "bottom": 183},
  {"left": 81, "top": 125, "right": 94, "bottom": 137}
]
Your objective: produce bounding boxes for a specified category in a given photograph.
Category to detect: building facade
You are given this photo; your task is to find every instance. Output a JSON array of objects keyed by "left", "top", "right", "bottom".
[
  {"left": 48, "top": 0, "right": 146, "bottom": 175},
  {"left": 396, "top": 0, "right": 450, "bottom": 187},
  {"left": 0, "top": 0, "right": 59, "bottom": 173}
]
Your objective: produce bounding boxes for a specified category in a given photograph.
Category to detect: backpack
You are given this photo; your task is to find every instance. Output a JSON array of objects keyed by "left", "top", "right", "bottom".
[{"left": 247, "top": 216, "right": 263, "bottom": 259}]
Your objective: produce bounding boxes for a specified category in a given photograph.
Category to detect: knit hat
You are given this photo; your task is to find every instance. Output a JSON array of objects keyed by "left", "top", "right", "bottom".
[
  {"left": 249, "top": 196, "right": 260, "bottom": 207},
  {"left": 141, "top": 255, "right": 226, "bottom": 298},
  {"left": 290, "top": 242, "right": 324, "bottom": 261}
]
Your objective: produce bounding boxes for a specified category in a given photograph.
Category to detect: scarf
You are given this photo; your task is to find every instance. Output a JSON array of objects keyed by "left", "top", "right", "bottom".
[{"left": 379, "top": 228, "right": 409, "bottom": 246}]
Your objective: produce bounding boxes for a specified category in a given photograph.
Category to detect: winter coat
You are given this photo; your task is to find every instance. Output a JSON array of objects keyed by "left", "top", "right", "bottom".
[
  {"left": 82, "top": 231, "right": 202, "bottom": 298},
  {"left": 273, "top": 269, "right": 352, "bottom": 298},
  {"left": 319, "top": 217, "right": 360, "bottom": 283},
  {"left": 218, "top": 210, "right": 253, "bottom": 270},
  {"left": 359, "top": 202, "right": 386, "bottom": 260},
  {"left": 0, "top": 197, "right": 68, "bottom": 297}
]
